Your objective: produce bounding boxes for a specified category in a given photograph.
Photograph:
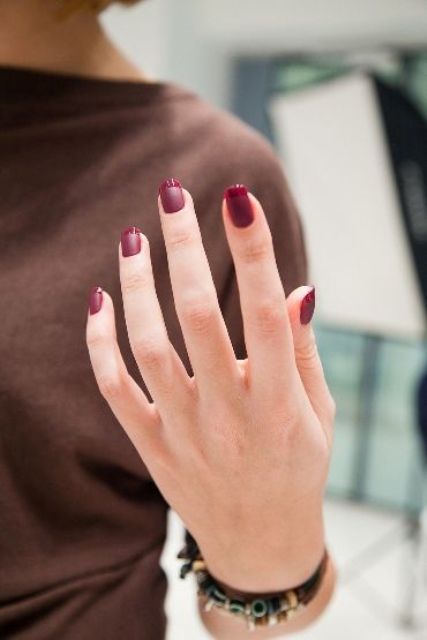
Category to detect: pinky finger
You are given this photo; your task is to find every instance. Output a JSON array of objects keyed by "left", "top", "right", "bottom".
[
  {"left": 86, "top": 286, "right": 161, "bottom": 457},
  {"left": 286, "top": 286, "right": 336, "bottom": 432}
]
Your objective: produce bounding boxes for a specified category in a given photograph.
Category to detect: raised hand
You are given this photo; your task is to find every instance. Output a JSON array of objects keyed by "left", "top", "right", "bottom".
[{"left": 86, "top": 179, "right": 335, "bottom": 593}]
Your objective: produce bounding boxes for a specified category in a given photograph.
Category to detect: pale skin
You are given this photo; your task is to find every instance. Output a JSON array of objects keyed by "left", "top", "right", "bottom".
[
  {"left": 3, "top": 1, "right": 337, "bottom": 636},
  {"left": 88, "top": 189, "right": 337, "bottom": 638}
]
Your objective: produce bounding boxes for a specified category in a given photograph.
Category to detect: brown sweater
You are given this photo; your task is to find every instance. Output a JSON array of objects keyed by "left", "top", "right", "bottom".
[{"left": 0, "top": 66, "right": 308, "bottom": 640}]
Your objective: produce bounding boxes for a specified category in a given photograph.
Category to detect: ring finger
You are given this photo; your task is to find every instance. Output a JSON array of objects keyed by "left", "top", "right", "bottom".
[
  {"left": 119, "top": 226, "right": 192, "bottom": 421},
  {"left": 222, "top": 185, "right": 298, "bottom": 403}
]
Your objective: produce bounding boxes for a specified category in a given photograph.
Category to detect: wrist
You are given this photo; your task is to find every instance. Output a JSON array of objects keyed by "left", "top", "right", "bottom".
[
  {"left": 179, "top": 538, "right": 331, "bottom": 633},
  {"left": 200, "top": 512, "right": 325, "bottom": 594}
]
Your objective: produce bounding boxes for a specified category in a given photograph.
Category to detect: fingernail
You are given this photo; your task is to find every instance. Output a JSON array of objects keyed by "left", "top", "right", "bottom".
[
  {"left": 224, "top": 184, "right": 254, "bottom": 228},
  {"left": 300, "top": 286, "right": 316, "bottom": 325},
  {"left": 159, "top": 178, "right": 185, "bottom": 213},
  {"left": 121, "top": 226, "right": 142, "bottom": 257},
  {"left": 89, "top": 286, "right": 103, "bottom": 315}
]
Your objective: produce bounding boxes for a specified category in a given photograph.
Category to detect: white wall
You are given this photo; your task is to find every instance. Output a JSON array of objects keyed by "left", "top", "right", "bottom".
[
  {"left": 101, "top": 0, "right": 232, "bottom": 107},
  {"left": 102, "top": 0, "right": 427, "bottom": 107},
  {"left": 101, "top": 0, "right": 172, "bottom": 80},
  {"left": 195, "top": 0, "right": 427, "bottom": 53}
]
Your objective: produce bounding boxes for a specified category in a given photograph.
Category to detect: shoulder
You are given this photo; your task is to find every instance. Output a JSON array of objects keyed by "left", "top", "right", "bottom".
[
  {"left": 172, "top": 87, "right": 300, "bottom": 231},
  {"left": 166, "top": 84, "right": 303, "bottom": 240},
  {"left": 151, "top": 84, "right": 308, "bottom": 300},
  {"left": 166, "top": 85, "right": 308, "bottom": 289},
  {"left": 164, "top": 83, "right": 286, "bottom": 190}
]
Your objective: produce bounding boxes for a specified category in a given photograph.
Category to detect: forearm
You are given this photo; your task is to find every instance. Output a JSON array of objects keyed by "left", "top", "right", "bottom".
[{"left": 198, "top": 554, "right": 337, "bottom": 639}]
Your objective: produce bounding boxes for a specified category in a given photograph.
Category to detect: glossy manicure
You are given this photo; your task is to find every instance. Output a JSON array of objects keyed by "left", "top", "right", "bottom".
[
  {"left": 300, "top": 286, "right": 316, "bottom": 325},
  {"left": 159, "top": 178, "right": 185, "bottom": 213},
  {"left": 121, "top": 226, "right": 142, "bottom": 257},
  {"left": 224, "top": 184, "right": 254, "bottom": 228},
  {"left": 89, "top": 286, "right": 103, "bottom": 315}
]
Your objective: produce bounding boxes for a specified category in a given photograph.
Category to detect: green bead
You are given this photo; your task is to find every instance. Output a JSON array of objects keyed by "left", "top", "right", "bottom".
[
  {"left": 229, "top": 599, "right": 246, "bottom": 614},
  {"left": 251, "top": 599, "right": 268, "bottom": 618},
  {"left": 212, "top": 587, "right": 227, "bottom": 604}
]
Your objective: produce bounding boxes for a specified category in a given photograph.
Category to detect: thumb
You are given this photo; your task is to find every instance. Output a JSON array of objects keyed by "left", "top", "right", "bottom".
[{"left": 287, "top": 285, "right": 336, "bottom": 427}]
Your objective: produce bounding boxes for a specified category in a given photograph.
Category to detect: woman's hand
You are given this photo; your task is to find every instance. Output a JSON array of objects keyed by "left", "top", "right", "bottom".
[{"left": 86, "top": 179, "right": 335, "bottom": 594}]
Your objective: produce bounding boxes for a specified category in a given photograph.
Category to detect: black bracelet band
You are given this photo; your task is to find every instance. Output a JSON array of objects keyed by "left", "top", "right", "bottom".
[{"left": 177, "top": 530, "right": 329, "bottom": 631}]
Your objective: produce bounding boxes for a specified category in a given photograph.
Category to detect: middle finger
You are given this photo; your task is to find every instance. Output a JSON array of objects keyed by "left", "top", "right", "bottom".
[{"left": 157, "top": 179, "right": 239, "bottom": 396}]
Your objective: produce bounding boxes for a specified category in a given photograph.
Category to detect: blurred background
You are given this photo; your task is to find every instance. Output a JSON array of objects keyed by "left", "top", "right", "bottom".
[{"left": 101, "top": 1, "right": 427, "bottom": 638}]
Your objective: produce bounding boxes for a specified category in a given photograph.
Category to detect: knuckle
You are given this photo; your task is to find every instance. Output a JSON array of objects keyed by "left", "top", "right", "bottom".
[
  {"left": 180, "top": 297, "right": 217, "bottom": 335},
  {"left": 239, "top": 237, "right": 272, "bottom": 265},
  {"left": 97, "top": 374, "right": 124, "bottom": 400},
  {"left": 270, "top": 393, "right": 301, "bottom": 432},
  {"left": 133, "top": 337, "right": 168, "bottom": 371},
  {"left": 279, "top": 404, "right": 301, "bottom": 431},
  {"left": 168, "top": 229, "right": 197, "bottom": 251},
  {"left": 253, "top": 298, "right": 286, "bottom": 334},
  {"left": 282, "top": 420, "right": 300, "bottom": 446},
  {"left": 87, "top": 331, "right": 111, "bottom": 351},
  {"left": 121, "top": 270, "right": 150, "bottom": 296},
  {"left": 275, "top": 407, "right": 301, "bottom": 445},
  {"left": 295, "top": 339, "right": 319, "bottom": 366}
]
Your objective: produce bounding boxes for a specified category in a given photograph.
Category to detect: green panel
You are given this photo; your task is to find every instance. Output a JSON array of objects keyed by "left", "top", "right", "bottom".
[
  {"left": 315, "top": 322, "right": 427, "bottom": 512},
  {"left": 272, "top": 52, "right": 427, "bottom": 513}
]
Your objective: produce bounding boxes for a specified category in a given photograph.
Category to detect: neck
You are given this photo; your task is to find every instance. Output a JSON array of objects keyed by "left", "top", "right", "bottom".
[{"left": 0, "top": 0, "right": 148, "bottom": 81}]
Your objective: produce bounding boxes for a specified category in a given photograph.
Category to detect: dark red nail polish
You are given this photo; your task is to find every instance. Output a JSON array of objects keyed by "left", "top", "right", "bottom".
[
  {"left": 300, "top": 286, "right": 316, "bottom": 325},
  {"left": 159, "top": 178, "right": 185, "bottom": 213},
  {"left": 89, "top": 286, "right": 103, "bottom": 315},
  {"left": 224, "top": 184, "right": 254, "bottom": 228},
  {"left": 121, "top": 226, "right": 142, "bottom": 257}
]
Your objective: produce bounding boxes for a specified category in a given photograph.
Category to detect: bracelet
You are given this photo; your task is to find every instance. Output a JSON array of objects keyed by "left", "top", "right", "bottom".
[{"left": 177, "top": 530, "right": 329, "bottom": 631}]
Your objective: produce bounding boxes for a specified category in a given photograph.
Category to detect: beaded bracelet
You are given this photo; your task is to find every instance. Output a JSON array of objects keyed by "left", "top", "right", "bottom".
[{"left": 178, "top": 530, "right": 329, "bottom": 631}]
